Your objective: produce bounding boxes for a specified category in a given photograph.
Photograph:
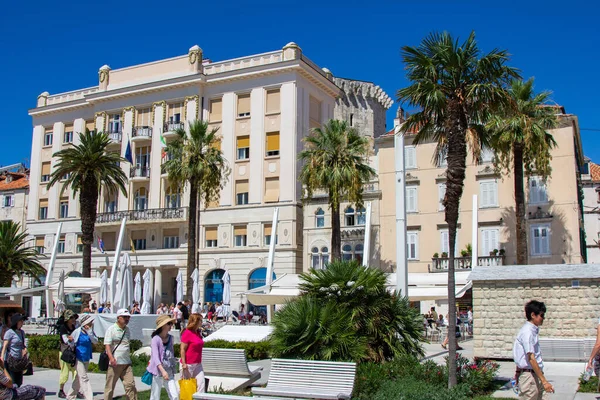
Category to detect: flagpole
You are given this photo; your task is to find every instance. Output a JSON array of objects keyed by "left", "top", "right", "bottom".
[
  {"left": 45, "top": 222, "right": 63, "bottom": 318},
  {"left": 110, "top": 217, "right": 127, "bottom": 310}
]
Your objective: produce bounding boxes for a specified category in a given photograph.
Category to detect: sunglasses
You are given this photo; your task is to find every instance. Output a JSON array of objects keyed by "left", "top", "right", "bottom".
[
  {"left": 120, "top": 316, "right": 131, "bottom": 319},
  {"left": 167, "top": 322, "right": 173, "bottom": 326}
]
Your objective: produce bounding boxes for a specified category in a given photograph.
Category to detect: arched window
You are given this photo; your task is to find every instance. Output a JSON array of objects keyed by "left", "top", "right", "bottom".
[
  {"left": 134, "top": 187, "right": 148, "bottom": 211},
  {"left": 311, "top": 247, "right": 320, "bottom": 269},
  {"left": 342, "top": 244, "right": 353, "bottom": 261},
  {"left": 315, "top": 208, "right": 325, "bottom": 228},
  {"left": 321, "top": 247, "right": 329, "bottom": 267},
  {"left": 310, "top": 246, "right": 331, "bottom": 270},
  {"left": 248, "top": 268, "right": 276, "bottom": 315},
  {"left": 204, "top": 269, "right": 225, "bottom": 303},
  {"left": 165, "top": 185, "right": 181, "bottom": 209},
  {"left": 357, "top": 207, "right": 366, "bottom": 226},
  {"left": 345, "top": 207, "right": 355, "bottom": 226},
  {"left": 355, "top": 244, "right": 364, "bottom": 264}
]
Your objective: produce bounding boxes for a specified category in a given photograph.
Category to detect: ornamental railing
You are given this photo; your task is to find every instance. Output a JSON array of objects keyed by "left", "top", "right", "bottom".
[{"left": 96, "top": 207, "right": 187, "bottom": 224}]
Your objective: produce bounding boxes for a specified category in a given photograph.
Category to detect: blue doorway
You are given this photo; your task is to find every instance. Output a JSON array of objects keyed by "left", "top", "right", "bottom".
[
  {"left": 205, "top": 269, "right": 225, "bottom": 303},
  {"left": 247, "top": 268, "right": 276, "bottom": 316}
]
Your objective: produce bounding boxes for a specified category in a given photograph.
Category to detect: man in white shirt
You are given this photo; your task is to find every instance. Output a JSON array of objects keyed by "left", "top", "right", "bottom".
[
  {"left": 215, "top": 302, "right": 225, "bottom": 321},
  {"left": 513, "top": 300, "right": 554, "bottom": 399}
]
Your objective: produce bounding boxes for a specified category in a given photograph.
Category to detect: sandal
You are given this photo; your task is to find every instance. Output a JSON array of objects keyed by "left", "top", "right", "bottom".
[{"left": 441, "top": 344, "right": 447, "bottom": 349}]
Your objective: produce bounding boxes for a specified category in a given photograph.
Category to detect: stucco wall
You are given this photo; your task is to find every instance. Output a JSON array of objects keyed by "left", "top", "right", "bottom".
[{"left": 472, "top": 279, "right": 600, "bottom": 359}]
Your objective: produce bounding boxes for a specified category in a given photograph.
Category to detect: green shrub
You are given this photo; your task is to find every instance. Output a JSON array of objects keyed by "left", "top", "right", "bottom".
[
  {"left": 452, "top": 354, "right": 500, "bottom": 395},
  {"left": 578, "top": 375, "right": 599, "bottom": 393},
  {"left": 28, "top": 335, "right": 60, "bottom": 352},
  {"left": 372, "top": 377, "right": 472, "bottom": 400},
  {"left": 92, "top": 339, "right": 105, "bottom": 353},
  {"left": 88, "top": 362, "right": 100, "bottom": 373},
  {"left": 30, "top": 349, "right": 60, "bottom": 369},
  {"left": 203, "top": 339, "right": 271, "bottom": 360}
]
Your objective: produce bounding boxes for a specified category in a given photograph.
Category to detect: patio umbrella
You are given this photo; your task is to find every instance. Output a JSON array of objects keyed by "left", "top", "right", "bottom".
[
  {"left": 176, "top": 270, "right": 184, "bottom": 304},
  {"left": 100, "top": 270, "right": 109, "bottom": 306},
  {"left": 115, "top": 253, "right": 133, "bottom": 311},
  {"left": 133, "top": 271, "right": 142, "bottom": 305},
  {"left": 141, "top": 269, "right": 152, "bottom": 314},
  {"left": 54, "top": 270, "right": 66, "bottom": 315},
  {"left": 191, "top": 268, "right": 200, "bottom": 313},
  {"left": 222, "top": 270, "right": 231, "bottom": 319}
]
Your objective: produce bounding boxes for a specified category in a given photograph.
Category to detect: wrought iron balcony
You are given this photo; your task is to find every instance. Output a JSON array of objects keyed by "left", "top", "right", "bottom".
[
  {"left": 108, "top": 132, "right": 122, "bottom": 143},
  {"left": 130, "top": 166, "right": 150, "bottom": 178},
  {"left": 164, "top": 122, "right": 184, "bottom": 132},
  {"left": 429, "top": 255, "right": 505, "bottom": 272},
  {"left": 96, "top": 207, "right": 187, "bottom": 224},
  {"left": 132, "top": 126, "right": 153, "bottom": 138}
]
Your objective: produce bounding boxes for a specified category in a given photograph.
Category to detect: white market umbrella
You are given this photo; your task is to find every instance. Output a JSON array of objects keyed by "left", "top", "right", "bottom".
[
  {"left": 176, "top": 270, "right": 184, "bottom": 304},
  {"left": 100, "top": 270, "right": 109, "bottom": 305},
  {"left": 115, "top": 253, "right": 133, "bottom": 311},
  {"left": 222, "top": 270, "right": 231, "bottom": 319},
  {"left": 191, "top": 268, "right": 200, "bottom": 313},
  {"left": 134, "top": 272, "right": 142, "bottom": 305},
  {"left": 54, "top": 270, "right": 66, "bottom": 314},
  {"left": 141, "top": 269, "right": 152, "bottom": 314}
]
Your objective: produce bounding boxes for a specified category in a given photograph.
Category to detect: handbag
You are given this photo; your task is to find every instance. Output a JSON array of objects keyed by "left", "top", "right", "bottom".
[
  {"left": 6, "top": 353, "right": 29, "bottom": 373},
  {"left": 179, "top": 378, "right": 197, "bottom": 400},
  {"left": 61, "top": 348, "right": 77, "bottom": 367},
  {"left": 141, "top": 370, "right": 153, "bottom": 385},
  {"left": 23, "top": 362, "right": 33, "bottom": 376},
  {"left": 99, "top": 330, "right": 126, "bottom": 372}
]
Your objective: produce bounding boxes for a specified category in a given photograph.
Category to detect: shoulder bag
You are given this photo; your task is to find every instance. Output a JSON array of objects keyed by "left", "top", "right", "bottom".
[{"left": 98, "top": 329, "right": 126, "bottom": 371}]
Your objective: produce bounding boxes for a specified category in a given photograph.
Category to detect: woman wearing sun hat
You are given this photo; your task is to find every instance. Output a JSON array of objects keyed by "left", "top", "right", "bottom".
[
  {"left": 67, "top": 314, "right": 98, "bottom": 400},
  {"left": 147, "top": 314, "right": 178, "bottom": 400}
]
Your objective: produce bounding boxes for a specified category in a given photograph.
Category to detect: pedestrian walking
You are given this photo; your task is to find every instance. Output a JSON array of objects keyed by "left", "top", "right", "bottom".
[
  {"left": 103, "top": 309, "right": 137, "bottom": 400},
  {"left": 180, "top": 313, "right": 205, "bottom": 393},
  {"left": 58, "top": 310, "right": 79, "bottom": 398},
  {"left": 91, "top": 301, "right": 97, "bottom": 314},
  {"left": 182, "top": 300, "right": 190, "bottom": 330},
  {"left": 147, "top": 315, "right": 178, "bottom": 400},
  {"left": 67, "top": 314, "right": 98, "bottom": 400},
  {"left": 0, "top": 314, "right": 28, "bottom": 389},
  {"left": 173, "top": 303, "right": 183, "bottom": 330},
  {"left": 513, "top": 300, "right": 554, "bottom": 399}
]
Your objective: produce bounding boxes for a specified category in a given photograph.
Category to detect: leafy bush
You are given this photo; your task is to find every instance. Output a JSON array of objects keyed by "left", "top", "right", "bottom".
[
  {"left": 451, "top": 354, "right": 500, "bottom": 395},
  {"left": 271, "top": 261, "right": 424, "bottom": 363},
  {"left": 578, "top": 375, "right": 599, "bottom": 393},
  {"left": 203, "top": 339, "right": 271, "bottom": 360},
  {"left": 372, "top": 377, "right": 473, "bottom": 400},
  {"left": 27, "top": 334, "right": 60, "bottom": 352},
  {"left": 30, "top": 349, "right": 60, "bottom": 369}
]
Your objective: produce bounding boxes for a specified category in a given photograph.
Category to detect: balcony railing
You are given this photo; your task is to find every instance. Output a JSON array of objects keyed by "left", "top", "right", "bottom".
[
  {"left": 133, "top": 126, "right": 153, "bottom": 138},
  {"left": 429, "top": 255, "right": 505, "bottom": 272},
  {"left": 164, "top": 122, "right": 184, "bottom": 132},
  {"left": 108, "top": 132, "right": 122, "bottom": 143},
  {"left": 130, "top": 166, "right": 150, "bottom": 178},
  {"left": 96, "top": 207, "right": 187, "bottom": 224}
]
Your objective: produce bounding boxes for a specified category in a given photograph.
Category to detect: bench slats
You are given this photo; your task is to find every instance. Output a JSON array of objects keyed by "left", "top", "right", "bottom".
[{"left": 202, "top": 348, "right": 255, "bottom": 377}]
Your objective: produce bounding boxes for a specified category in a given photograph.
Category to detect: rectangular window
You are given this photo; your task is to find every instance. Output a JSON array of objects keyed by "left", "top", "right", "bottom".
[
  {"left": 35, "top": 237, "right": 45, "bottom": 254},
  {"left": 438, "top": 183, "right": 446, "bottom": 211},
  {"left": 205, "top": 227, "right": 218, "bottom": 248},
  {"left": 407, "top": 232, "right": 419, "bottom": 260},
  {"left": 235, "top": 180, "right": 249, "bottom": 205},
  {"left": 77, "top": 236, "right": 83, "bottom": 253},
  {"left": 234, "top": 226, "right": 247, "bottom": 247},
  {"left": 481, "top": 228, "right": 500, "bottom": 256},
  {"left": 264, "top": 178, "right": 280, "bottom": 203},
  {"left": 438, "top": 148, "right": 448, "bottom": 167},
  {"left": 163, "top": 236, "right": 179, "bottom": 249},
  {"left": 59, "top": 198, "right": 69, "bottom": 219},
  {"left": 136, "top": 108, "right": 152, "bottom": 127},
  {"left": 39, "top": 199, "right": 48, "bottom": 220},
  {"left": 264, "top": 224, "right": 278, "bottom": 246},
  {"left": 405, "top": 146, "right": 417, "bottom": 169},
  {"left": 133, "top": 239, "right": 147, "bottom": 250},
  {"left": 440, "top": 229, "right": 459, "bottom": 255},
  {"left": 209, "top": 98, "right": 222, "bottom": 122},
  {"left": 266, "top": 132, "right": 280, "bottom": 157},
  {"left": 237, "top": 94, "right": 250, "bottom": 117},
  {"left": 63, "top": 125, "right": 74, "bottom": 143},
  {"left": 406, "top": 186, "right": 418, "bottom": 213},
  {"left": 108, "top": 114, "right": 121, "bottom": 134},
  {"left": 44, "top": 130, "right": 53, "bottom": 146},
  {"left": 529, "top": 176, "right": 548, "bottom": 204},
  {"left": 266, "top": 89, "right": 280, "bottom": 114},
  {"left": 105, "top": 198, "right": 117, "bottom": 213},
  {"left": 41, "top": 162, "right": 51, "bottom": 182},
  {"left": 57, "top": 236, "right": 66, "bottom": 254},
  {"left": 167, "top": 102, "right": 183, "bottom": 129},
  {"left": 481, "top": 147, "right": 494, "bottom": 163},
  {"left": 236, "top": 136, "right": 250, "bottom": 160},
  {"left": 3, "top": 194, "right": 13, "bottom": 208},
  {"left": 479, "top": 180, "right": 498, "bottom": 208},
  {"left": 531, "top": 224, "right": 551, "bottom": 256},
  {"left": 316, "top": 210, "right": 325, "bottom": 228}
]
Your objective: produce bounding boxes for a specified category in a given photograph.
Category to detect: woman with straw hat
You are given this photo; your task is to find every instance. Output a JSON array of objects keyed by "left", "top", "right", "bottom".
[
  {"left": 147, "top": 315, "right": 178, "bottom": 400},
  {"left": 67, "top": 314, "right": 98, "bottom": 400}
]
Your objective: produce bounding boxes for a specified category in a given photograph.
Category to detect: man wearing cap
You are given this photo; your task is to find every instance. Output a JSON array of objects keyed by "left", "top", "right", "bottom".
[{"left": 104, "top": 309, "right": 137, "bottom": 400}]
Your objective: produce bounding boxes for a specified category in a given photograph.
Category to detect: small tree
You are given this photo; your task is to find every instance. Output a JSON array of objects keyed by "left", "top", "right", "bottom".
[
  {"left": 0, "top": 221, "right": 45, "bottom": 287},
  {"left": 300, "top": 120, "right": 376, "bottom": 261}
]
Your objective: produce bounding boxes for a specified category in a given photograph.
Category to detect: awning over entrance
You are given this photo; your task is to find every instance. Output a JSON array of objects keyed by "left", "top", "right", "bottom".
[
  {"left": 386, "top": 272, "right": 471, "bottom": 301},
  {"left": 12, "top": 277, "right": 103, "bottom": 296},
  {"left": 245, "top": 274, "right": 301, "bottom": 305}
]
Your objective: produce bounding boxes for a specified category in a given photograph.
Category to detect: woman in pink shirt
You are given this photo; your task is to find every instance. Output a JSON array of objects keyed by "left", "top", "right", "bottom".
[{"left": 180, "top": 313, "right": 205, "bottom": 392}]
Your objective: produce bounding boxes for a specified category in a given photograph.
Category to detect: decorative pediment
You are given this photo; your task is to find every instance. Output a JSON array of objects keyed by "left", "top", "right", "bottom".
[
  {"left": 341, "top": 228, "right": 365, "bottom": 238},
  {"left": 435, "top": 172, "right": 447, "bottom": 182},
  {"left": 476, "top": 165, "right": 500, "bottom": 179},
  {"left": 528, "top": 206, "right": 553, "bottom": 220},
  {"left": 405, "top": 172, "right": 420, "bottom": 184}
]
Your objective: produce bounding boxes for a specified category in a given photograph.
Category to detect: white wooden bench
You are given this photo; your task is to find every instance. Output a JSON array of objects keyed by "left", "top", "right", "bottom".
[
  {"left": 252, "top": 358, "right": 356, "bottom": 399},
  {"left": 201, "top": 348, "right": 262, "bottom": 392},
  {"left": 539, "top": 337, "right": 596, "bottom": 361}
]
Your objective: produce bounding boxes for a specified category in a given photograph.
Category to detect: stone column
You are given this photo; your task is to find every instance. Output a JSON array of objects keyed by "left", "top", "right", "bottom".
[
  {"left": 48, "top": 122, "right": 64, "bottom": 219},
  {"left": 219, "top": 93, "right": 235, "bottom": 206},
  {"left": 249, "top": 88, "right": 265, "bottom": 204},
  {"left": 153, "top": 267, "right": 162, "bottom": 311},
  {"left": 149, "top": 101, "right": 165, "bottom": 209},
  {"left": 27, "top": 125, "right": 44, "bottom": 221},
  {"left": 121, "top": 108, "right": 135, "bottom": 211},
  {"left": 279, "top": 82, "right": 296, "bottom": 202}
]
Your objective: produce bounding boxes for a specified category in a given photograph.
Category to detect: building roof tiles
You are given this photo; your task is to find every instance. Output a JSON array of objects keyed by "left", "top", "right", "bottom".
[{"left": 0, "top": 173, "right": 29, "bottom": 191}]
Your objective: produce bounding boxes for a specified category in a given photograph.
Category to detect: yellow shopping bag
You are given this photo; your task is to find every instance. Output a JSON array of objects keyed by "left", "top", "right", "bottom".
[{"left": 179, "top": 378, "right": 198, "bottom": 400}]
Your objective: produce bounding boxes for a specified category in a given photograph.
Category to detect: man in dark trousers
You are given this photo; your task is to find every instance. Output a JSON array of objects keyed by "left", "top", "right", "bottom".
[{"left": 181, "top": 299, "right": 190, "bottom": 329}]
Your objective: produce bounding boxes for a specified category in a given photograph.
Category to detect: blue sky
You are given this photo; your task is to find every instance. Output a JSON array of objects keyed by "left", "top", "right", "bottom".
[{"left": 1, "top": 0, "right": 598, "bottom": 166}]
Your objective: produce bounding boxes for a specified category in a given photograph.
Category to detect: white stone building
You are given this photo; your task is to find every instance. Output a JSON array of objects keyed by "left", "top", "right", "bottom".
[{"left": 582, "top": 158, "right": 600, "bottom": 263}]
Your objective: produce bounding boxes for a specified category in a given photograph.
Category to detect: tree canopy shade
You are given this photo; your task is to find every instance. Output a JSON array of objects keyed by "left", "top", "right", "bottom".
[
  {"left": 47, "top": 130, "right": 127, "bottom": 305},
  {"left": 0, "top": 221, "right": 45, "bottom": 287},
  {"left": 488, "top": 78, "right": 558, "bottom": 265},
  {"left": 299, "top": 120, "right": 376, "bottom": 261},
  {"left": 397, "top": 31, "right": 518, "bottom": 387},
  {"left": 163, "top": 120, "right": 230, "bottom": 299}
]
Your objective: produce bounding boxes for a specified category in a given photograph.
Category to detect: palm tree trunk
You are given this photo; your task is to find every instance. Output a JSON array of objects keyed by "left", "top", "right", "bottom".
[
  {"left": 186, "top": 180, "right": 198, "bottom": 300},
  {"left": 80, "top": 179, "right": 99, "bottom": 311},
  {"left": 513, "top": 143, "right": 528, "bottom": 265},
  {"left": 331, "top": 202, "right": 341, "bottom": 262},
  {"left": 444, "top": 102, "right": 468, "bottom": 388}
]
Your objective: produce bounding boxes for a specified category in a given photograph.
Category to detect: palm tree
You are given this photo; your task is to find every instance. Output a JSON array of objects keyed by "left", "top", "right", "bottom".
[
  {"left": 48, "top": 130, "right": 127, "bottom": 294},
  {"left": 488, "top": 79, "right": 558, "bottom": 265},
  {"left": 163, "top": 120, "right": 229, "bottom": 299},
  {"left": 0, "top": 221, "right": 46, "bottom": 287},
  {"left": 300, "top": 120, "right": 376, "bottom": 261},
  {"left": 397, "top": 31, "right": 518, "bottom": 387}
]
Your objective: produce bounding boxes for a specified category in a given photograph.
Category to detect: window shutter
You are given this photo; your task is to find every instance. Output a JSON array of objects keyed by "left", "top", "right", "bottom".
[
  {"left": 264, "top": 224, "right": 272, "bottom": 237},
  {"left": 205, "top": 228, "right": 217, "bottom": 241},
  {"left": 406, "top": 187, "right": 415, "bottom": 212},
  {"left": 41, "top": 162, "right": 51, "bottom": 176},
  {"left": 236, "top": 136, "right": 250, "bottom": 149},
  {"left": 438, "top": 184, "right": 446, "bottom": 210},
  {"left": 405, "top": 147, "right": 416, "bottom": 168},
  {"left": 266, "top": 90, "right": 280, "bottom": 114},
  {"left": 441, "top": 231, "right": 449, "bottom": 254},
  {"left": 237, "top": 94, "right": 250, "bottom": 116},
  {"left": 266, "top": 132, "right": 280, "bottom": 152},
  {"left": 35, "top": 237, "right": 45, "bottom": 247},
  {"left": 235, "top": 180, "right": 249, "bottom": 194},
  {"left": 168, "top": 103, "right": 183, "bottom": 119},
  {"left": 234, "top": 226, "right": 247, "bottom": 236},
  {"left": 264, "top": 178, "right": 280, "bottom": 203},
  {"left": 209, "top": 99, "right": 222, "bottom": 122},
  {"left": 86, "top": 121, "right": 95, "bottom": 132},
  {"left": 163, "top": 229, "right": 178, "bottom": 237},
  {"left": 491, "top": 182, "right": 497, "bottom": 206},
  {"left": 137, "top": 108, "right": 152, "bottom": 126},
  {"left": 39, "top": 199, "right": 48, "bottom": 208},
  {"left": 10, "top": 196, "right": 14, "bottom": 207}
]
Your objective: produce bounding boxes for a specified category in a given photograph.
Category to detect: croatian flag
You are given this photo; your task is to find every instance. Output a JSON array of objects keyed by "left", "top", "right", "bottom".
[
  {"left": 124, "top": 136, "right": 133, "bottom": 164},
  {"left": 98, "top": 238, "right": 105, "bottom": 254}
]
